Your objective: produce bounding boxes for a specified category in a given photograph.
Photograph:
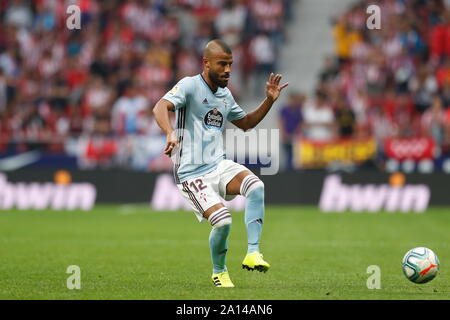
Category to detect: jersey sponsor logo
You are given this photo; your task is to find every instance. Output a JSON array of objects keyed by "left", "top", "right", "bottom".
[{"left": 204, "top": 108, "right": 223, "bottom": 130}]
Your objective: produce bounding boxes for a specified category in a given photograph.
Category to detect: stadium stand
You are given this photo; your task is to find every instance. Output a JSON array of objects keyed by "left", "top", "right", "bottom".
[
  {"left": 0, "top": 0, "right": 291, "bottom": 170},
  {"left": 279, "top": 0, "right": 450, "bottom": 172},
  {"left": 1, "top": 0, "right": 450, "bottom": 173}
]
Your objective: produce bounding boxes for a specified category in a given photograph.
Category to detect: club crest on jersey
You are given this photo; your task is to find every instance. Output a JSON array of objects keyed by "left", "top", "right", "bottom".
[{"left": 204, "top": 108, "right": 223, "bottom": 130}]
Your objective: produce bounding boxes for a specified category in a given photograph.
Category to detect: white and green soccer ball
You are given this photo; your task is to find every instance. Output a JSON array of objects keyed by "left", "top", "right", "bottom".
[{"left": 402, "top": 247, "right": 440, "bottom": 284}]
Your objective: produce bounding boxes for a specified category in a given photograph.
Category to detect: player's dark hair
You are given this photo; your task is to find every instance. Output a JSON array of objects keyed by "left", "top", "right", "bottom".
[{"left": 211, "top": 39, "right": 232, "bottom": 55}]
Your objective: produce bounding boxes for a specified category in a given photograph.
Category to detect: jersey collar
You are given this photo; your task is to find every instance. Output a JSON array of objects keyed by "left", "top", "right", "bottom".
[{"left": 199, "top": 74, "right": 222, "bottom": 95}]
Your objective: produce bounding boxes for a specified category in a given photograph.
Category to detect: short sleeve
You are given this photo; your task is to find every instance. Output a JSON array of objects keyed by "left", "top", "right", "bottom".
[
  {"left": 161, "top": 78, "right": 192, "bottom": 111},
  {"left": 226, "top": 94, "right": 247, "bottom": 122}
]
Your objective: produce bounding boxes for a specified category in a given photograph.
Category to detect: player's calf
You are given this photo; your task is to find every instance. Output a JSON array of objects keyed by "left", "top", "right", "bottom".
[
  {"left": 239, "top": 175, "right": 270, "bottom": 272},
  {"left": 208, "top": 206, "right": 232, "bottom": 282},
  {"left": 240, "top": 175, "right": 265, "bottom": 253}
]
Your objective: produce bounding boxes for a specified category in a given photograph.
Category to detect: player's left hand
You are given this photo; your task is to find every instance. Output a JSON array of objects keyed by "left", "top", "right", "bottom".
[
  {"left": 164, "top": 131, "right": 179, "bottom": 156},
  {"left": 265, "top": 73, "right": 289, "bottom": 102}
]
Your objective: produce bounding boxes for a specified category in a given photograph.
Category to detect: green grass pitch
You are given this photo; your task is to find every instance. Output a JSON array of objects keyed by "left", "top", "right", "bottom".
[{"left": 0, "top": 205, "right": 449, "bottom": 300}]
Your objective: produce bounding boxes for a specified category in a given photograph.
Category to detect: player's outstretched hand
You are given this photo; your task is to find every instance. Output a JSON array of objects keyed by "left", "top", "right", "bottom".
[
  {"left": 164, "top": 131, "right": 179, "bottom": 156},
  {"left": 265, "top": 73, "right": 289, "bottom": 102}
]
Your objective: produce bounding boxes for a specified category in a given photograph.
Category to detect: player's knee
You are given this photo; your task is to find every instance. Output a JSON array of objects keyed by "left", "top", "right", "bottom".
[
  {"left": 241, "top": 175, "right": 264, "bottom": 199},
  {"left": 208, "top": 207, "right": 232, "bottom": 228}
]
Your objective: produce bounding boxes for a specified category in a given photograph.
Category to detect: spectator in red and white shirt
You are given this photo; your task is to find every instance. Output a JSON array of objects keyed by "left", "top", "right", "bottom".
[
  {"left": 250, "top": 0, "right": 284, "bottom": 48},
  {"left": 250, "top": 0, "right": 283, "bottom": 34}
]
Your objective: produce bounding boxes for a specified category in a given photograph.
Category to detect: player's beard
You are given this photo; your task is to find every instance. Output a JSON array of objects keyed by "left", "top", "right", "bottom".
[{"left": 209, "top": 70, "right": 228, "bottom": 88}]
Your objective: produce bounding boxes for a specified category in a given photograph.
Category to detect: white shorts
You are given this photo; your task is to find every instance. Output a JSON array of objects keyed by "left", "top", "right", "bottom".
[{"left": 177, "top": 159, "right": 249, "bottom": 222}]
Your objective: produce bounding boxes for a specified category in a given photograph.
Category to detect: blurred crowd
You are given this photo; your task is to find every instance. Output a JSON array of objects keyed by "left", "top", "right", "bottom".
[
  {"left": 0, "top": 0, "right": 291, "bottom": 169},
  {"left": 279, "top": 0, "right": 450, "bottom": 169}
]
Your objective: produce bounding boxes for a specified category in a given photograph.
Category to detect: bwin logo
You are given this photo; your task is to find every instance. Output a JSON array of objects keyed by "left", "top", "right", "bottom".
[
  {"left": 319, "top": 174, "right": 430, "bottom": 213},
  {"left": 0, "top": 173, "right": 96, "bottom": 210}
]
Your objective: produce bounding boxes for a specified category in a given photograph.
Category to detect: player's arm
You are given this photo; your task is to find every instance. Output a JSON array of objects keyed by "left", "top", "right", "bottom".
[
  {"left": 232, "top": 73, "right": 288, "bottom": 131},
  {"left": 152, "top": 99, "right": 178, "bottom": 155}
]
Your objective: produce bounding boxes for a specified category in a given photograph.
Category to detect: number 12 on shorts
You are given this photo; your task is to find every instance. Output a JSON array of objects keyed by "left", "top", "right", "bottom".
[{"left": 189, "top": 179, "right": 207, "bottom": 193}]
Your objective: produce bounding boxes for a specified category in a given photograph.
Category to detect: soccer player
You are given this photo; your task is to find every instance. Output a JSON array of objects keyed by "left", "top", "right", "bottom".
[{"left": 153, "top": 39, "right": 288, "bottom": 287}]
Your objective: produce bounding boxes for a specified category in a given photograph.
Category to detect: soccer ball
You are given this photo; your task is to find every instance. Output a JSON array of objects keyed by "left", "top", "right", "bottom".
[{"left": 402, "top": 247, "right": 440, "bottom": 284}]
